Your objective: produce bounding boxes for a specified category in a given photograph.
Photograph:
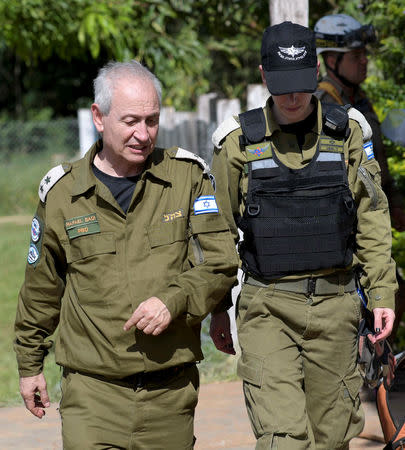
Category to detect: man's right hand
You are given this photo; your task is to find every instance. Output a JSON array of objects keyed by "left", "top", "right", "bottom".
[{"left": 19, "top": 372, "right": 50, "bottom": 419}]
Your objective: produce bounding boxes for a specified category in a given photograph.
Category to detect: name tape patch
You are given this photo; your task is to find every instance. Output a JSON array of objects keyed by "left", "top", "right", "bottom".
[
  {"left": 194, "top": 196, "right": 219, "bottom": 215},
  {"left": 363, "top": 141, "right": 374, "bottom": 160},
  {"left": 65, "top": 213, "right": 100, "bottom": 239}
]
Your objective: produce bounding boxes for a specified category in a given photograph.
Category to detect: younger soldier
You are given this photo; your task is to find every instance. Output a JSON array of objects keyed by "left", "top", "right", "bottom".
[{"left": 210, "top": 22, "right": 396, "bottom": 449}]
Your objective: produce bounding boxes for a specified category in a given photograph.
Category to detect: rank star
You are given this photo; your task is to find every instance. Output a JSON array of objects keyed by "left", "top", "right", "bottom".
[
  {"left": 40, "top": 185, "right": 44, "bottom": 193},
  {"left": 44, "top": 176, "right": 51, "bottom": 184}
]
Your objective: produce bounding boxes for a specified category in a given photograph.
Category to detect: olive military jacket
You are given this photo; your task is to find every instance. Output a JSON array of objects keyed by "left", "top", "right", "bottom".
[
  {"left": 316, "top": 75, "right": 403, "bottom": 212},
  {"left": 211, "top": 97, "right": 397, "bottom": 312},
  {"left": 15, "top": 141, "right": 238, "bottom": 378}
]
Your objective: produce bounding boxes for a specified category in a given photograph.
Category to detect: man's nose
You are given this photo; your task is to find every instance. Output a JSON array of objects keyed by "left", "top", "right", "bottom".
[{"left": 133, "top": 122, "right": 149, "bottom": 142}]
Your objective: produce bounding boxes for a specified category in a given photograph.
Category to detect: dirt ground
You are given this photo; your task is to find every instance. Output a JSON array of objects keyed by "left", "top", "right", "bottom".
[{"left": 0, "top": 381, "right": 385, "bottom": 450}]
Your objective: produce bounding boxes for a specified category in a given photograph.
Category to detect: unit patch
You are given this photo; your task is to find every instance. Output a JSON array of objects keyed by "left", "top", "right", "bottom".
[
  {"left": 65, "top": 213, "right": 100, "bottom": 239},
  {"left": 162, "top": 209, "right": 184, "bottom": 223},
  {"left": 363, "top": 141, "right": 374, "bottom": 160},
  {"left": 246, "top": 142, "right": 272, "bottom": 162},
  {"left": 194, "top": 196, "right": 219, "bottom": 215},
  {"left": 27, "top": 244, "right": 40, "bottom": 265},
  {"left": 31, "top": 217, "right": 41, "bottom": 243}
]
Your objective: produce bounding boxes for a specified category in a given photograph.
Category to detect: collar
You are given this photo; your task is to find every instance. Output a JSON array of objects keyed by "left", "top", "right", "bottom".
[{"left": 70, "top": 141, "right": 171, "bottom": 197}]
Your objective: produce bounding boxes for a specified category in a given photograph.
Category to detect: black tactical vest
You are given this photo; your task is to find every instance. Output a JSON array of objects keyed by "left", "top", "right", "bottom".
[{"left": 237, "top": 106, "right": 357, "bottom": 280}]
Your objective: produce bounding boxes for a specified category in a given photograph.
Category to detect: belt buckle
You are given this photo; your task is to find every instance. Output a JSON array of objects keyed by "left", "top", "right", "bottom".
[{"left": 307, "top": 278, "right": 316, "bottom": 296}]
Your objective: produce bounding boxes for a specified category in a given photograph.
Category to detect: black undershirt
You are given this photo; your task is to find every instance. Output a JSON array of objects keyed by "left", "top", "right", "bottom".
[
  {"left": 279, "top": 105, "right": 317, "bottom": 149},
  {"left": 92, "top": 164, "right": 140, "bottom": 214}
]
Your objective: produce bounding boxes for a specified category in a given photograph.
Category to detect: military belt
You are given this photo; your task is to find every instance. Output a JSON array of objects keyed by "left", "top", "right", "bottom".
[
  {"left": 63, "top": 362, "right": 195, "bottom": 389},
  {"left": 244, "top": 272, "right": 355, "bottom": 296}
]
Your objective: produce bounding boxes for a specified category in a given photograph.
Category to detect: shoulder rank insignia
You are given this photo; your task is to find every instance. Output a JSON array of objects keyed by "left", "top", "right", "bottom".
[
  {"left": 174, "top": 148, "right": 210, "bottom": 174},
  {"left": 212, "top": 116, "right": 240, "bottom": 149},
  {"left": 38, "top": 164, "right": 70, "bottom": 203}
]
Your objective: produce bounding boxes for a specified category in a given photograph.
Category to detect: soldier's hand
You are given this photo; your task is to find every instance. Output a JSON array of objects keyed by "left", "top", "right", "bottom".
[
  {"left": 124, "top": 297, "right": 172, "bottom": 336},
  {"left": 19, "top": 373, "right": 50, "bottom": 419},
  {"left": 209, "top": 311, "right": 236, "bottom": 355},
  {"left": 368, "top": 307, "right": 395, "bottom": 344}
]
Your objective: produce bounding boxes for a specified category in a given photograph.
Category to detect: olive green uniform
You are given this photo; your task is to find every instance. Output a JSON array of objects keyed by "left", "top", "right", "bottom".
[
  {"left": 211, "top": 97, "right": 397, "bottom": 449},
  {"left": 316, "top": 75, "right": 403, "bottom": 212},
  {"left": 14, "top": 141, "right": 238, "bottom": 449}
]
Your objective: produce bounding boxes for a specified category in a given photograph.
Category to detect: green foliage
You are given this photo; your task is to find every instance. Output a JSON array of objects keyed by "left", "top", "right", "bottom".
[
  {"left": 0, "top": 222, "right": 62, "bottom": 406},
  {"left": 0, "top": 149, "right": 70, "bottom": 216},
  {"left": 0, "top": 0, "right": 268, "bottom": 113}
]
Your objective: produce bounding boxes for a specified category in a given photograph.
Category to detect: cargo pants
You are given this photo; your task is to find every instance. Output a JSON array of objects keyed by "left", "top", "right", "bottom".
[
  {"left": 236, "top": 278, "right": 365, "bottom": 450},
  {"left": 59, "top": 363, "right": 199, "bottom": 449}
]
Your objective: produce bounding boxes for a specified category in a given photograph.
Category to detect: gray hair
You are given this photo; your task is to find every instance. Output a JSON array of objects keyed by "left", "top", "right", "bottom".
[{"left": 93, "top": 60, "right": 162, "bottom": 115}]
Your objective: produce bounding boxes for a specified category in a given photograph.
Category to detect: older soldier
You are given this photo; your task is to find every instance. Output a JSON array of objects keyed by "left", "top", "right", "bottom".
[
  {"left": 14, "top": 60, "right": 238, "bottom": 449},
  {"left": 210, "top": 22, "right": 396, "bottom": 449}
]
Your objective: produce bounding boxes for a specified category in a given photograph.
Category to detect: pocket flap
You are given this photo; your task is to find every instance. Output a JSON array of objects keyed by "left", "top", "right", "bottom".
[
  {"left": 237, "top": 351, "right": 264, "bottom": 387},
  {"left": 148, "top": 217, "right": 187, "bottom": 248},
  {"left": 66, "top": 232, "right": 116, "bottom": 263},
  {"left": 190, "top": 213, "right": 229, "bottom": 234},
  {"left": 343, "top": 369, "right": 363, "bottom": 400}
]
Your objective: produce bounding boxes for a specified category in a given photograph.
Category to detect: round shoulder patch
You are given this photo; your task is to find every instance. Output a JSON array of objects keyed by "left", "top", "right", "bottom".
[
  {"left": 27, "top": 244, "right": 40, "bottom": 265},
  {"left": 31, "top": 217, "right": 41, "bottom": 243}
]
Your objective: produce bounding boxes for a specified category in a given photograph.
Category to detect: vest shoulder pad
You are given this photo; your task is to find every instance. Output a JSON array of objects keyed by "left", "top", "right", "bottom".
[
  {"left": 173, "top": 147, "right": 210, "bottom": 174},
  {"left": 239, "top": 108, "right": 267, "bottom": 144},
  {"left": 38, "top": 163, "right": 71, "bottom": 203},
  {"left": 317, "top": 81, "right": 344, "bottom": 105},
  {"left": 348, "top": 107, "right": 372, "bottom": 142},
  {"left": 212, "top": 116, "right": 240, "bottom": 149}
]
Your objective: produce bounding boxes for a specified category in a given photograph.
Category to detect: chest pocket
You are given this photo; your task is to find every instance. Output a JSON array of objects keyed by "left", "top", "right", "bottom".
[
  {"left": 148, "top": 217, "right": 188, "bottom": 248},
  {"left": 64, "top": 232, "right": 117, "bottom": 297},
  {"left": 65, "top": 232, "right": 116, "bottom": 263}
]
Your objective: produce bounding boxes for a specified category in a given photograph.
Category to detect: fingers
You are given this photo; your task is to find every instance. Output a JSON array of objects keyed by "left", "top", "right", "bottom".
[
  {"left": 124, "top": 297, "right": 171, "bottom": 335},
  {"left": 20, "top": 374, "right": 50, "bottom": 419},
  {"left": 369, "top": 308, "right": 395, "bottom": 344}
]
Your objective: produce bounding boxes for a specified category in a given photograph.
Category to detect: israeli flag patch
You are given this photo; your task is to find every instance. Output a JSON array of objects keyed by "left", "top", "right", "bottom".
[
  {"left": 363, "top": 141, "right": 374, "bottom": 160},
  {"left": 194, "top": 196, "right": 219, "bottom": 215}
]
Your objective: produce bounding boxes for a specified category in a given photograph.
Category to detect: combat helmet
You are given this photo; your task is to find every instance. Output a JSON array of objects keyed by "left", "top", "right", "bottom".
[{"left": 315, "top": 13, "right": 376, "bottom": 54}]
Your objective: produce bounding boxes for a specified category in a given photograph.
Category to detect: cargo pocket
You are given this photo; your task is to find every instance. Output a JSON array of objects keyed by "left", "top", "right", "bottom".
[
  {"left": 336, "top": 369, "right": 364, "bottom": 447},
  {"left": 237, "top": 351, "right": 264, "bottom": 387},
  {"left": 342, "top": 369, "right": 362, "bottom": 403}
]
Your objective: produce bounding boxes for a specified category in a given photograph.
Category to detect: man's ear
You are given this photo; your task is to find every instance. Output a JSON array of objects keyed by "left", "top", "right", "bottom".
[
  {"left": 325, "top": 54, "right": 337, "bottom": 71},
  {"left": 317, "top": 60, "right": 320, "bottom": 77},
  {"left": 259, "top": 64, "right": 267, "bottom": 86},
  {"left": 91, "top": 103, "right": 104, "bottom": 134}
]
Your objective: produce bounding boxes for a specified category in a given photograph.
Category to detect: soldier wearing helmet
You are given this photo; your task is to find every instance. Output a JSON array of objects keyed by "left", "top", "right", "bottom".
[{"left": 315, "top": 14, "right": 405, "bottom": 342}]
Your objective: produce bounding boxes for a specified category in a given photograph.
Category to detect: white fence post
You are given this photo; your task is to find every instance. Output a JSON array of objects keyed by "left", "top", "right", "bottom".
[
  {"left": 216, "top": 99, "right": 241, "bottom": 124},
  {"left": 247, "top": 84, "right": 270, "bottom": 111},
  {"left": 78, "top": 108, "right": 97, "bottom": 158}
]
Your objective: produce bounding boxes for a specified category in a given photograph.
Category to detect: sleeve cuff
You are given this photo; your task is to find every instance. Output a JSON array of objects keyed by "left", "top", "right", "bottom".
[
  {"left": 157, "top": 287, "right": 188, "bottom": 320},
  {"left": 366, "top": 287, "right": 396, "bottom": 311}
]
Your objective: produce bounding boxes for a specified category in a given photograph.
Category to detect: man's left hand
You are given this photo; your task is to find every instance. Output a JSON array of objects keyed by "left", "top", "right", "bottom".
[
  {"left": 209, "top": 311, "right": 236, "bottom": 355},
  {"left": 124, "top": 297, "right": 172, "bottom": 336},
  {"left": 368, "top": 307, "right": 395, "bottom": 344}
]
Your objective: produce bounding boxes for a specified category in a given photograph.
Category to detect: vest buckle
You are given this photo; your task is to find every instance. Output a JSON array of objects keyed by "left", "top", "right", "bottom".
[{"left": 247, "top": 204, "right": 260, "bottom": 217}]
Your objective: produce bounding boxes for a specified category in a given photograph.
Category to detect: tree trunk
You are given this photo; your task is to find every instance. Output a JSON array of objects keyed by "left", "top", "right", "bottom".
[{"left": 269, "top": 0, "right": 308, "bottom": 26}]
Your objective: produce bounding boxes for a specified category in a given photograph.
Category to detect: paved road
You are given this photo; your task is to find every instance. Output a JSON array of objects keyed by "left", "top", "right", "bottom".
[{"left": 0, "top": 381, "right": 384, "bottom": 449}]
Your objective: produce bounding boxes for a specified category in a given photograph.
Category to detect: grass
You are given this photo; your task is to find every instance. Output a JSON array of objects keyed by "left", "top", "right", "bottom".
[
  {"left": 0, "top": 150, "right": 72, "bottom": 216},
  {"left": 0, "top": 219, "right": 237, "bottom": 407}
]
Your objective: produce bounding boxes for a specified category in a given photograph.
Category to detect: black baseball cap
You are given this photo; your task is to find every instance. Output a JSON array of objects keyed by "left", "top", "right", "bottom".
[{"left": 261, "top": 21, "right": 318, "bottom": 95}]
